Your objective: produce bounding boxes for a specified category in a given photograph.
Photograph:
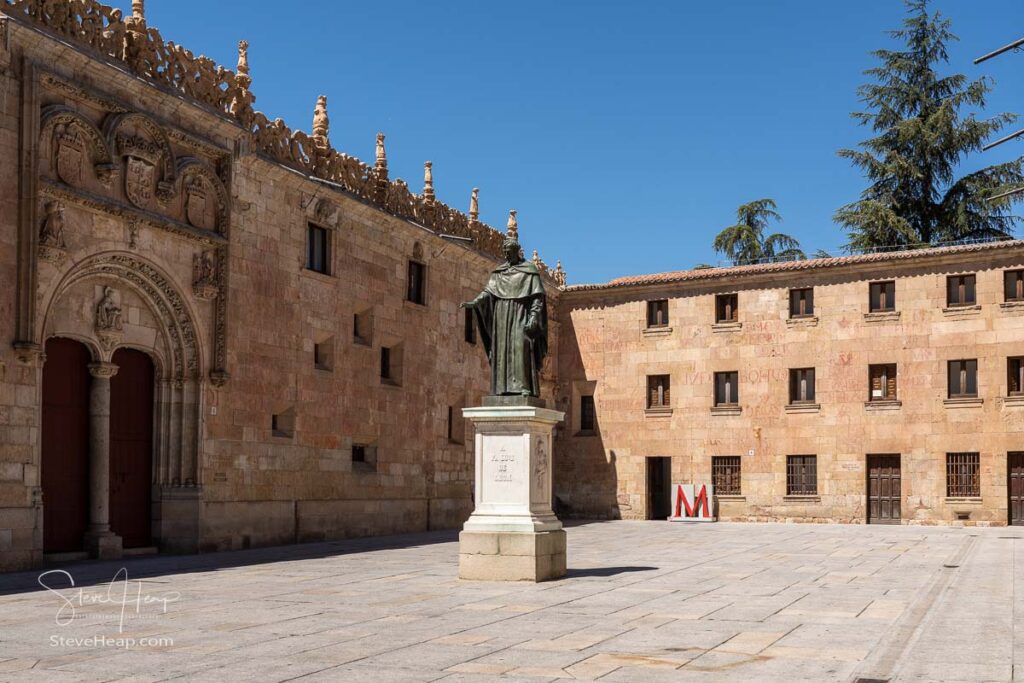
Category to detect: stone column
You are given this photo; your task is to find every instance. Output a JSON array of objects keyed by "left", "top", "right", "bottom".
[{"left": 84, "top": 361, "right": 122, "bottom": 560}]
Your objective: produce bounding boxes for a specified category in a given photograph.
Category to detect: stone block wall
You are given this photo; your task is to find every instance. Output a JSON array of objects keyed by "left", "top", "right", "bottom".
[{"left": 556, "top": 247, "right": 1024, "bottom": 526}]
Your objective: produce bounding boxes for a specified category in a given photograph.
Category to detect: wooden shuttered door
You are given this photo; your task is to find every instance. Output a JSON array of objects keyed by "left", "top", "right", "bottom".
[
  {"left": 870, "top": 281, "right": 895, "bottom": 311},
  {"left": 1010, "top": 452, "right": 1024, "bottom": 526},
  {"left": 867, "top": 455, "right": 901, "bottom": 524}
]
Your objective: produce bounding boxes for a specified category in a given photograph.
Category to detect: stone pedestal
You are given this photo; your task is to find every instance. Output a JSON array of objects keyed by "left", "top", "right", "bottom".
[{"left": 459, "top": 400, "right": 566, "bottom": 582}]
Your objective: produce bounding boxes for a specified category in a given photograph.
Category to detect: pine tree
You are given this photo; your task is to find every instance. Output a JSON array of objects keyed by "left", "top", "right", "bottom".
[
  {"left": 836, "top": 0, "right": 1024, "bottom": 251},
  {"left": 712, "top": 198, "right": 805, "bottom": 264}
]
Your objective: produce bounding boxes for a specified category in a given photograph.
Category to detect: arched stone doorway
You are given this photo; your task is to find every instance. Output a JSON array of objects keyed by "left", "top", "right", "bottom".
[
  {"left": 41, "top": 337, "right": 92, "bottom": 553},
  {"left": 110, "top": 348, "right": 155, "bottom": 549}
]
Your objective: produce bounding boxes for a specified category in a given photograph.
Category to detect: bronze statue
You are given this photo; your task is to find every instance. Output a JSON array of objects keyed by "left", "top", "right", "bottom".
[{"left": 461, "top": 210, "right": 548, "bottom": 397}]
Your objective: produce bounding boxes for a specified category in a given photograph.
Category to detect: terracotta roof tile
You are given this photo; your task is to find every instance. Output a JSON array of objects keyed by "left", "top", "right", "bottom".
[{"left": 566, "top": 240, "right": 1024, "bottom": 292}]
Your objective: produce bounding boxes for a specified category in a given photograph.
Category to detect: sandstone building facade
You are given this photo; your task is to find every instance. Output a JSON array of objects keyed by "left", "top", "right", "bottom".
[
  {"left": 0, "top": 0, "right": 564, "bottom": 571},
  {"left": 0, "top": 1, "right": 1022, "bottom": 574},
  {"left": 554, "top": 242, "right": 1024, "bottom": 528}
]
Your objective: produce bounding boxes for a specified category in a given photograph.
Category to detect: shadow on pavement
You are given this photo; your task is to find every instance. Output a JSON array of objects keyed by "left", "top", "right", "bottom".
[{"left": 566, "top": 565, "right": 658, "bottom": 578}]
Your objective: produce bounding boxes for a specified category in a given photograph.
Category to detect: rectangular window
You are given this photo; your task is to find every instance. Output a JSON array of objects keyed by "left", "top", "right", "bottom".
[
  {"left": 447, "top": 406, "right": 454, "bottom": 441},
  {"left": 1006, "top": 270, "right": 1024, "bottom": 302},
  {"left": 869, "top": 281, "right": 895, "bottom": 312},
  {"left": 646, "top": 300, "right": 669, "bottom": 327},
  {"left": 1009, "top": 357, "right": 1024, "bottom": 396},
  {"left": 869, "top": 363, "right": 897, "bottom": 401},
  {"left": 789, "top": 368, "right": 816, "bottom": 404},
  {"left": 407, "top": 261, "right": 426, "bottom": 305},
  {"left": 947, "top": 359, "right": 978, "bottom": 398},
  {"left": 647, "top": 374, "right": 671, "bottom": 409},
  {"left": 789, "top": 288, "right": 814, "bottom": 317},
  {"left": 352, "top": 444, "right": 366, "bottom": 463},
  {"left": 946, "top": 452, "right": 980, "bottom": 497},
  {"left": 380, "top": 347, "right": 391, "bottom": 382},
  {"left": 946, "top": 274, "right": 976, "bottom": 307},
  {"left": 712, "top": 456, "right": 741, "bottom": 496},
  {"left": 714, "top": 371, "right": 739, "bottom": 406},
  {"left": 306, "top": 223, "right": 330, "bottom": 274},
  {"left": 464, "top": 308, "right": 476, "bottom": 344},
  {"left": 715, "top": 293, "right": 738, "bottom": 323},
  {"left": 787, "top": 455, "right": 817, "bottom": 496},
  {"left": 580, "top": 395, "right": 596, "bottom": 432}
]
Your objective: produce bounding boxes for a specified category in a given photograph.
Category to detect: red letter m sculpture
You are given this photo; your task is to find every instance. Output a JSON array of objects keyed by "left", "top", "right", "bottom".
[{"left": 668, "top": 483, "right": 715, "bottom": 522}]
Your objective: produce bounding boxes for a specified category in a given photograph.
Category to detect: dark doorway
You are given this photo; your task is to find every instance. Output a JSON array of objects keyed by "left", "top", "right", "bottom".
[
  {"left": 109, "top": 348, "right": 154, "bottom": 548},
  {"left": 1009, "top": 452, "right": 1024, "bottom": 526},
  {"left": 41, "top": 337, "right": 92, "bottom": 553},
  {"left": 867, "top": 454, "right": 901, "bottom": 524},
  {"left": 646, "top": 457, "right": 672, "bottom": 520}
]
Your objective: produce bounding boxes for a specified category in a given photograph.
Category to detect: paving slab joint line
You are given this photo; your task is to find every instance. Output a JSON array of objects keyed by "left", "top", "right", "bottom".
[{"left": 849, "top": 535, "right": 977, "bottom": 683}]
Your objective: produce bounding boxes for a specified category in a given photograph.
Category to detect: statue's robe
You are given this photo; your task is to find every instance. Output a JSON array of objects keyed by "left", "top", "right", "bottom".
[{"left": 471, "top": 260, "right": 548, "bottom": 396}]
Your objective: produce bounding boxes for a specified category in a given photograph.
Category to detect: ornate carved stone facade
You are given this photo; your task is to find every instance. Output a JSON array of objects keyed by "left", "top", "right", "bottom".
[{"left": 0, "top": 1, "right": 563, "bottom": 571}]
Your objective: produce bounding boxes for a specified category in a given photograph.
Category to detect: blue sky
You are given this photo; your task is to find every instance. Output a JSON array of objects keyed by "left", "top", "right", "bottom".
[{"left": 135, "top": 0, "right": 1024, "bottom": 284}]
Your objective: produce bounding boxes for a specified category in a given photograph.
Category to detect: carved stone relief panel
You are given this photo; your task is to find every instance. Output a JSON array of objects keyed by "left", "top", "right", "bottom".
[{"left": 105, "top": 112, "right": 176, "bottom": 211}]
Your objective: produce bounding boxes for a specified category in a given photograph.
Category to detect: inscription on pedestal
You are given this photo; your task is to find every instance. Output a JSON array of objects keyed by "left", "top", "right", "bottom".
[{"left": 492, "top": 446, "right": 515, "bottom": 482}]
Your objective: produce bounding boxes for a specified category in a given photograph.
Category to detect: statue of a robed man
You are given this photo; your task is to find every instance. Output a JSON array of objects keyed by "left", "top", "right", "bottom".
[{"left": 461, "top": 210, "right": 548, "bottom": 397}]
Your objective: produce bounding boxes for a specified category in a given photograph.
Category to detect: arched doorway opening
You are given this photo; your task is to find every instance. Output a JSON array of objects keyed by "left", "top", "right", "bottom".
[
  {"left": 109, "top": 348, "right": 155, "bottom": 549},
  {"left": 41, "top": 337, "right": 92, "bottom": 553}
]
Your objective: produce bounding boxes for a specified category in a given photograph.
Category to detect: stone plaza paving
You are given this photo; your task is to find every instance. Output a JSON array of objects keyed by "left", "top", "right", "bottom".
[{"left": 0, "top": 521, "right": 1021, "bottom": 682}]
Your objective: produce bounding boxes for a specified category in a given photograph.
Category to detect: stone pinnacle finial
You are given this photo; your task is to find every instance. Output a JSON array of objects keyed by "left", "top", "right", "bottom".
[
  {"left": 532, "top": 249, "right": 540, "bottom": 267},
  {"left": 506, "top": 209, "right": 518, "bottom": 240},
  {"left": 423, "top": 161, "right": 434, "bottom": 202},
  {"left": 236, "top": 40, "right": 251, "bottom": 87},
  {"left": 313, "top": 95, "right": 329, "bottom": 143},
  {"left": 554, "top": 260, "right": 566, "bottom": 287},
  {"left": 375, "top": 133, "right": 387, "bottom": 170},
  {"left": 469, "top": 187, "right": 479, "bottom": 223},
  {"left": 132, "top": 0, "right": 145, "bottom": 21}
]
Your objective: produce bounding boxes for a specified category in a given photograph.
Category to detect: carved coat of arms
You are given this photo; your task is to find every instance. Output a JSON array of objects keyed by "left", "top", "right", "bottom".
[
  {"left": 125, "top": 155, "right": 155, "bottom": 207},
  {"left": 55, "top": 126, "right": 85, "bottom": 186},
  {"left": 185, "top": 179, "right": 207, "bottom": 229}
]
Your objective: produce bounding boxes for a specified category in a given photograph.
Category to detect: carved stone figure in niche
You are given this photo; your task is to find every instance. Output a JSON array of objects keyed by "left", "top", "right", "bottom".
[
  {"left": 95, "top": 286, "right": 123, "bottom": 332},
  {"left": 39, "top": 201, "right": 66, "bottom": 249},
  {"left": 54, "top": 123, "right": 86, "bottom": 186},
  {"left": 95, "top": 285, "right": 124, "bottom": 351},
  {"left": 461, "top": 211, "right": 548, "bottom": 398},
  {"left": 192, "top": 250, "right": 218, "bottom": 300},
  {"left": 127, "top": 218, "right": 140, "bottom": 249}
]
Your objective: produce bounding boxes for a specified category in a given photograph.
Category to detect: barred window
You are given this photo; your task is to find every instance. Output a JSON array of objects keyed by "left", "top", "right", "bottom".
[
  {"left": 712, "top": 456, "right": 741, "bottom": 495},
  {"left": 714, "top": 371, "right": 739, "bottom": 406},
  {"left": 946, "top": 452, "right": 980, "bottom": 497},
  {"left": 789, "top": 368, "right": 816, "bottom": 403},
  {"left": 647, "top": 375, "right": 671, "bottom": 409},
  {"left": 869, "top": 281, "right": 895, "bottom": 312},
  {"left": 715, "top": 293, "right": 738, "bottom": 323},
  {"left": 787, "top": 455, "right": 817, "bottom": 495},
  {"left": 647, "top": 300, "right": 669, "bottom": 327},
  {"left": 869, "top": 363, "right": 897, "bottom": 401},
  {"left": 946, "top": 274, "right": 976, "bottom": 307},
  {"left": 789, "top": 288, "right": 814, "bottom": 317},
  {"left": 947, "top": 359, "right": 978, "bottom": 398}
]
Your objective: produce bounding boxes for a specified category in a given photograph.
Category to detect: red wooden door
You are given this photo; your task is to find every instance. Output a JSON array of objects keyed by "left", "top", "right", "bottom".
[
  {"left": 867, "top": 455, "right": 901, "bottom": 524},
  {"left": 1009, "top": 452, "right": 1024, "bottom": 526},
  {"left": 109, "top": 348, "right": 154, "bottom": 548},
  {"left": 41, "top": 337, "right": 91, "bottom": 553}
]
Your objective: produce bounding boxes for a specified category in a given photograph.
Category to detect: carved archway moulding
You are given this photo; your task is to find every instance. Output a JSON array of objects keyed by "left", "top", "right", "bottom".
[
  {"left": 40, "top": 105, "right": 117, "bottom": 188},
  {"left": 40, "top": 251, "right": 202, "bottom": 385}
]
